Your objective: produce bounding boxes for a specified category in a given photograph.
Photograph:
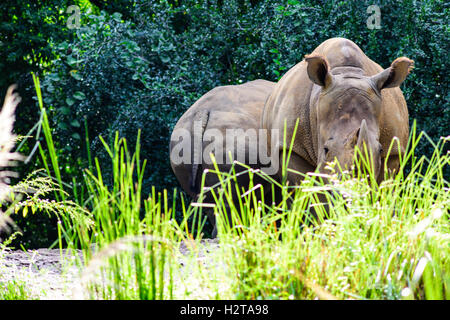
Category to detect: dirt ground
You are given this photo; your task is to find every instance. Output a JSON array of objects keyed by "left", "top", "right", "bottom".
[
  {"left": 0, "top": 248, "right": 84, "bottom": 299},
  {"left": 0, "top": 239, "right": 221, "bottom": 300}
]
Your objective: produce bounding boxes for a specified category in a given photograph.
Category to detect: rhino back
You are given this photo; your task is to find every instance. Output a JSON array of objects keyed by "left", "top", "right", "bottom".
[
  {"left": 170, "top": 79, "right": 275, "bottom": 197},
  {"left": 176, "top": 79, "right": 274, "bottom": 130}
]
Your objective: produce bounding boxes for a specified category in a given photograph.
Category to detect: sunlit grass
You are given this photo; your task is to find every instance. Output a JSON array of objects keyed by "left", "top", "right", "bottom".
[
  {"left": 0, "top": 278, "right": 37, "bottom": 300},
  {"left": 1, "top": 77, "right": 448, "bottom": 300},
  {"left": 204, "top": 125, "right": 449, "bottom": 300},
  {"left": 57, "top": 121, "right": 447, "bottom": 300}
]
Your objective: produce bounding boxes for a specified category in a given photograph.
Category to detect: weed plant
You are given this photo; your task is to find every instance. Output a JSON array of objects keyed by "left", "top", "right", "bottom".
[{"left": 0, "top": 78, "right": 448, "bottom": 300}]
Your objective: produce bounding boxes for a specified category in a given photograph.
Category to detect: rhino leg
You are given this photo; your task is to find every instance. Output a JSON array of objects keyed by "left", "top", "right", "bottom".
[
  {"left": 279, "top": 151, "right": 315, "bottom": 185},
  {"left": 211, "top": 219, "right": 218, "bottom": 238},
  {"left": 277, "top": 151, "right": 331, "bottom": 223},
  {"left": 378, "top": 155, "right": 401, "bottom": 183}
]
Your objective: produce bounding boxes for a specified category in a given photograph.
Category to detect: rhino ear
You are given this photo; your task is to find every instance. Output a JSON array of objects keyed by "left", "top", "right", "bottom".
[
  {"left": 371, "top": 57, "right": 414, "bottom": 90},
  {"left": 305, "top": 55, "right": 333, "bottom": 88}
]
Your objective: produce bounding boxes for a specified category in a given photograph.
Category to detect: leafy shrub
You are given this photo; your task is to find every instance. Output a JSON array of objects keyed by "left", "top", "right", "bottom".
[
  {"left": 41, "top": 1, "right": 448, "bottom": 196},
  {"left": 5, "top": 0, "right": 447, "bottom": 247}
]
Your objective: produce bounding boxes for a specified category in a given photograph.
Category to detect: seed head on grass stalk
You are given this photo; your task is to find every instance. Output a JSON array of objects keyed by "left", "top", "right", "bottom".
[{"left": 0, "top": 85, "right": 24, "bottom": 233}]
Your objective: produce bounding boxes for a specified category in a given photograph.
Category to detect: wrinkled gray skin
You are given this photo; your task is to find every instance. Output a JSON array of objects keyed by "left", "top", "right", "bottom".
[
  {"left": 261, "top": 38, "right": 413, "bottom": 185},
  {"left": 170, "top": 80, "right": 275, "bottom": 236}
]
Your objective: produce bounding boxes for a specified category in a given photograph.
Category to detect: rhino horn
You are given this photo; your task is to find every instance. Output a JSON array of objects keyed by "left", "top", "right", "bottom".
[
  {"left": 347, "top": 119, "right": 369, "bottom": 148},
  {"left": 356, "top": 119, "right": 369, "bottom": 149}
]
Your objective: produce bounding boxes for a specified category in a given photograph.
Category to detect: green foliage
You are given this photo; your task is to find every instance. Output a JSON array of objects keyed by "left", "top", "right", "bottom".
[
  {"left": 0, "top": 1, "right": 71, "bottom": 160},
  {"left": 58, "top": 124, "right": 448, "bottom": 300},
  {"left": 0, "top": 1, "right": 70, "bottom": 92},
  {"left": 65, "top": 132, "right": 177, "bottom": 299},
  {"left": 3, "top": 0, "right": 449, "bottom": 248},
  {"left": 40, "top": 0, "right": 448, "bottom": 198},
  {"left": 0, "top": 278, "right": 37, "bottom": 300},
  {"left": 0, "top": 0, "right": 85, "bottom": 248},
  {"left": 5, "top": 75, "right": 91, "bottom": 249}
]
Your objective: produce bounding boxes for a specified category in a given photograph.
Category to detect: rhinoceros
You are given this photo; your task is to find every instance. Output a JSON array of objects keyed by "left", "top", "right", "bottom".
[
  {"left": 170, "top": 79, "right": 275, "bottom": 235},
  {"left": 261, "top": 37, "right": 413, "bottom": 184}
]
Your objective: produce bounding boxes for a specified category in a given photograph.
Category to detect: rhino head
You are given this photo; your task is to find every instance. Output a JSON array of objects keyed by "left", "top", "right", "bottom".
[{"left": 305, "top": 54, "right": 413, "bottom": 178}]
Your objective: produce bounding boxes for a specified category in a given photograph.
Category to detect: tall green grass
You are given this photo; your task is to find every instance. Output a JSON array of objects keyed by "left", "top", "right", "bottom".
[
  {"left": 209, "top": 125, "right": 448, "bottom": 300},
  {"left": 72, "top": 132, "right": 179, "bottom": 299},
  {"left": 2, "top": 76, "right": 447, "bottom": 300},
  {"left": 61, "top": 122, "right": 447, "bottom": 300}
]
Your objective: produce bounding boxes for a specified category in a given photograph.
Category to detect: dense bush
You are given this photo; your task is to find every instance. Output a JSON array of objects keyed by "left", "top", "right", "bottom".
[
  {"left": 0, "top": 1, "right": 72, "bottom": 162},
  {"left": 0, "top": 0, "right": 72, "bottom": 248},
  {"left": 1, "top": 0, "right": 448, "bottom": 247},
  {"left": 40, "top": 1, "right": 448, "bottom": 196}
]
